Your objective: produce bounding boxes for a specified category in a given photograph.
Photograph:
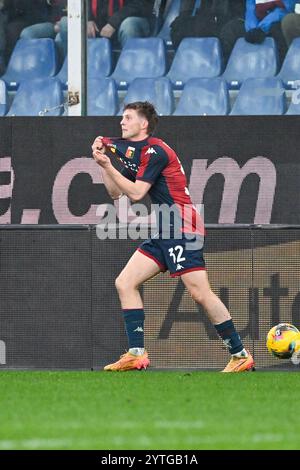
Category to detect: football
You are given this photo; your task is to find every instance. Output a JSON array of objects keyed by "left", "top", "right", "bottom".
[{"left": 266, "top": 323, "right": 300, "bottom": 359}]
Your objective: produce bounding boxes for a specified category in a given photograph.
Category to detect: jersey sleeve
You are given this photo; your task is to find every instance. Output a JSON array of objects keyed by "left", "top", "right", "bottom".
[{"left": 136, "top": 145, "right": 169, "bottom": 184}]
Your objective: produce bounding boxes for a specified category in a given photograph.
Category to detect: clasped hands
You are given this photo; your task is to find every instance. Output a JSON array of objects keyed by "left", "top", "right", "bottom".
[{"left": 92, "top": 136, "right": 111, "bottom": 168}]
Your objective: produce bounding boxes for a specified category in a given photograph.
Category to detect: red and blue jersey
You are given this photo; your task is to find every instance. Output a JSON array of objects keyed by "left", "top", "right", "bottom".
[{"left": 102, "top": 136, "right": 204, "bottom": 236}]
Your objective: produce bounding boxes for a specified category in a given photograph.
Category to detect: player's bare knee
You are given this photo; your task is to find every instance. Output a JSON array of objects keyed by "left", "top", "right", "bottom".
[
  {"left": 192, "top": 292, "right": 205, "bottom": 305},
  {"left": 115, "top": 275, "right": 137, "bottom": 293},
  {"left": 189, "top": 287, "right": 212, "bottom": 306},
  {"left": 188, "top": 286, "right": 203, "bottom": 304},
  {"left": 115, "top": 275, "right": 125, "bottom": 293}
]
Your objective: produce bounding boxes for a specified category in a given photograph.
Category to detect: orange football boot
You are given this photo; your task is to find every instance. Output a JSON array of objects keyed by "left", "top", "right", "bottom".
[
  {"left": 104, "top": 351, "right": 150, "bottom": 371},
  {"left": 222, "top": 350, "right": 255, "bottom": 373}
]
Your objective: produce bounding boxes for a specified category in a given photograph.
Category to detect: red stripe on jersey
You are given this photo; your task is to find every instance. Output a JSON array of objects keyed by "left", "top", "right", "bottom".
[
  {"left": 136, "top": 154, "right": 148, "bottom": 179},
  {"left": 147, "top": 138, "right": 205, "bottom": 236}
]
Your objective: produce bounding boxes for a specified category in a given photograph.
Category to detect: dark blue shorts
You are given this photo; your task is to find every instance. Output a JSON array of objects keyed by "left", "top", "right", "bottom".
[{"left": 138, "top": 234, "right": 206, "bottom": 277}]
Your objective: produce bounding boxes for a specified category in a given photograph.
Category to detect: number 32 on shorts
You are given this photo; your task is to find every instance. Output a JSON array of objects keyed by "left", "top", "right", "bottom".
[{"left": 168, "top": 245, "right": 186, "bottom": 264}]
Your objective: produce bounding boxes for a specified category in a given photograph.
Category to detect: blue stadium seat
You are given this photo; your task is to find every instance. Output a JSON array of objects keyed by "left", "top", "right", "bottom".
[
  {"left": 173, "top": 77, "right": 230, "bottom": 115},
  {"left": 88, "top": 38, "right": 112, "bottom": 78},
  {"left": 222, "top": 38, "right": 278, "bottom": 89},
  {"left": 0, "top": 79, "right": 7, "bottom": 116},
  {"left": 112, "top": 38, "right": 166, "bottom": 89},
  {"left": 230, "top": 78, "right": 286, "bottom": 115},
  {"left": 167, "top": 37, "right": 222, "bottom": 89},
  {"left": 157, "top": 0, "right": 181, "bottom": 47},
  {"left": 286, "top": 88, "right": 300, "bottom": 114},
  {"left": 277, "top": 38, "right": 300, "bottom": 89},
  {"left": 87, "top": 78, "right": 118, "bottom": 116},
  {"left": 8, "top": 77, "right": 64, "bottom": 116},
  {"left": 121, "top": 77, "right": 174, "bottom": 115},
  {"left": 56, "top": 39, "right": 112, "bottom": 90},
  {"left": 56, "top": 56, "right": 67, "bottom": 89},
  {"left": 1, "top": 38, "right": 57, "bottom": 91}
]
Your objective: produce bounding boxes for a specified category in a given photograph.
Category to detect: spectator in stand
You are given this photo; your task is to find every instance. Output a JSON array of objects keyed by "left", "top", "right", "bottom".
[
  {"left": 220, "top": 0, "right": 297, "bottom": 66},
  {"left": 20, "top": 1, "right": 67, "bottom": 61},
  {"left": 281, "top": 2, "right": 300, "bottom": 46},
  {"left": 88, "top": 0, "right": 163, "bottom": 47},
  {"left": 1, "top": 0, "right": 50, "bottom": 66},
  {"left": 18, "top": 1, "right": 165, "bottom": 63},
  {"left": 170, "top": 0, "right": 246, "bottom": 54}
]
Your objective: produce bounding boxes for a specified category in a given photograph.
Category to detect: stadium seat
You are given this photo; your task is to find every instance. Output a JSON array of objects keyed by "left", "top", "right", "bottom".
[
  {"left": 56, "top": 56, "right": 67, "bottom": 89},
  {"left": 286, "top": 88, "right": 300, "bottom": 114},
  {"left": 230, "top": 77, "right": 286, "bottom": 115},
  {"left": 120, "top": 77, "right": 174, "bottom": 115},
  {"left": 87, "top": 78, "right": 118, "bottom": 116},
  {"left": 0, "top": 79, "right": 7, "bottom": 116},
  {"left": 277, "top": 38, "right": 300, "bottom": 89},
  {"left": 7, "top": 77, "right": 64, "bottom": 116},
  {"left": 157, "top": 0, "right": 181, "bottom": 47},
  {"left": 222, "top": 38, "right": 278, "bottom": 89},
  {"left": 1, "top": 38, "right": 57, "bottom": 91},
  {"left": 112, "top": 38, "right": 166, "bottom": 89},
  {"left": 56, "top": 39, "right": 112, "bottom": 90},
  {"left": 88, "top": 38, "right": 112, "bottom": 79},
  {"left": 167, "top": 37, "right": 222, "bottom": 89},
  {"left": 173, "top": 77, "right": 230, "bottom": 115}
]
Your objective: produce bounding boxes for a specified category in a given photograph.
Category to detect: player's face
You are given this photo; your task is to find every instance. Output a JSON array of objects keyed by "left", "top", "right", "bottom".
[{"left": 120, "top": 109, "right": 148, "bottom": 140}]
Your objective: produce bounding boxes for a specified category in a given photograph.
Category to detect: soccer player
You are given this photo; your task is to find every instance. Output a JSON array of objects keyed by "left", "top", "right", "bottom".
[{"left": 92, "top": 101, "right": 254, "bottom": 373}]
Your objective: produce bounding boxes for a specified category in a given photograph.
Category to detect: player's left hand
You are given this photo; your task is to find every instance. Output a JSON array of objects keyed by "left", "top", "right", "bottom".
[{"left": 93, "top": 149, "right": 111, "bottom": 168}]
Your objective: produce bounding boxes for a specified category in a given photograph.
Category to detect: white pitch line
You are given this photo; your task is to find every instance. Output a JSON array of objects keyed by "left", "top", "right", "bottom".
[{"left": 0, "top": 431, "right": 291, "bottom": 450}]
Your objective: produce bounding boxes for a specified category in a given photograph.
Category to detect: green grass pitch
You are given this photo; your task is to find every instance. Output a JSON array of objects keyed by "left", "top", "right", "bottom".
[{"left": 0, "top": 370, "right": 300, "bottom": 450}]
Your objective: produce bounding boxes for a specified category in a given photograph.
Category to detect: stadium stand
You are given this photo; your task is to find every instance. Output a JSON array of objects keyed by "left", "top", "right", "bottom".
[
  {"left": 230, "top": 77, "right": 286, "bottom": 115},
  {"left": 1, "top": 39, "right": 57, "bottom": 91},
  {"left": 87, "top": 78, "right": 118, "bottom": 116},
  {"left": 1, "top": 8, "right": 298, "bottom": 117},
  {"left": 277, "top": 38, "right": 300, "bottom": 89},
  {"left": 121, "top": 77, "right": 174, "bottom": 116},
  {"left": 173, "top": 77, "right": 229, "bottom": 115},
  {"left": 167, "top": 37, "right": 222, "bottom": 90},
  {"left": 157, "top": 0, "right": 181, "bottom": 47},
  {"left": 0, "top": 79, "right": 7, "bottom": 116},
  {"left": 7, "top": 77, "right": 64, "bottom": 116},
  {"left": 111, "top": 37, "right": 166, "bottom": 89},
  {"left": 222, "top": 37, "right": 278, "bottom": 89}
]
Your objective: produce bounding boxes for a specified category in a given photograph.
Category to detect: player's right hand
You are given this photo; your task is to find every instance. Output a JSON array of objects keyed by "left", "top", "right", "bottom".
[{"left": 92, "top": 136, "right": 105, "bottom": 154}]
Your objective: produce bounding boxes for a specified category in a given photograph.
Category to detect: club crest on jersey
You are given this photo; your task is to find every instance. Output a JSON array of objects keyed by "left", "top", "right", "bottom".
[
  {"left": 146, "top": 147, "right": 157, "bottom": 155},
  {"left": 125, "top": 146, "right": 135, "bottom": 159}
]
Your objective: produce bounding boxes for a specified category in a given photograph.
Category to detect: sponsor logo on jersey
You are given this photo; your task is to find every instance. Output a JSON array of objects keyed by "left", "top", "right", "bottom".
[{"left": 106, "top": 143, "right": 116, "bottom": 153}]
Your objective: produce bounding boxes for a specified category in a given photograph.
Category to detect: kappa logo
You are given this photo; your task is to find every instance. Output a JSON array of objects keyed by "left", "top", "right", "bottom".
[
  {"left": 133, "top": 327, "right": 144, "bottom": 333},
  {"left": 146, "top": 147, "right": 157, "bottom": 155},
  {"left": 176, "top": 264, "right": 184, "bottom": 271},
  {"left": 223, "top": 339, "right": 231, "bottom": 349}
]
